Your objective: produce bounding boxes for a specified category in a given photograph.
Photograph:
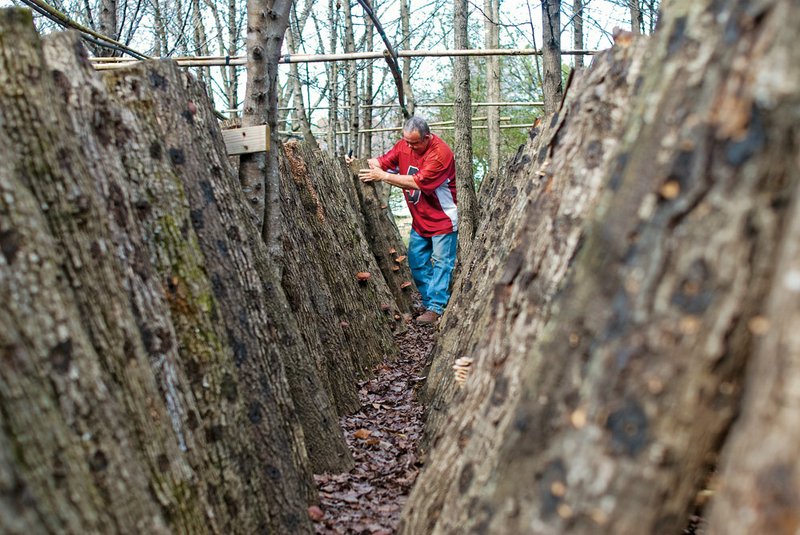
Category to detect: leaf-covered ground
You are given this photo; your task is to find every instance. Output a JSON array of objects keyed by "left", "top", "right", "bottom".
[{"left": 311, "top": 320, "right": 435, "bottom": 534}]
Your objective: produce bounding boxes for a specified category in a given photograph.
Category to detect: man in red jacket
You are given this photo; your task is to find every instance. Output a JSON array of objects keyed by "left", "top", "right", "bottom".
[{"left": 356, "top": 116, "right": 458, "bottom": 324}]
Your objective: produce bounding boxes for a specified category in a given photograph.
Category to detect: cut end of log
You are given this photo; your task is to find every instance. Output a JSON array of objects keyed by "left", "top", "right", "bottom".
[
  {"left": 394, "top": 255, "right": 406, "bottom": 263},
  {"left": 356, "top": 271, "right": 371, "bottom": 282},
  {"left": 400, "top": 281, "right": 412, "bottom": 289}
]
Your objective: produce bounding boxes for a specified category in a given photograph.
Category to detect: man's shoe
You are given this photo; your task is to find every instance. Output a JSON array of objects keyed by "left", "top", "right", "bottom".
[{"left": 416, "top": 310, "right": 440, "bottom": 324}]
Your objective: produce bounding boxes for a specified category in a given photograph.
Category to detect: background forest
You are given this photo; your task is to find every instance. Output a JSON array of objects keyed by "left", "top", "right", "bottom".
[{"left": 13, "top": 0, "right": 659, "bottom": 182}]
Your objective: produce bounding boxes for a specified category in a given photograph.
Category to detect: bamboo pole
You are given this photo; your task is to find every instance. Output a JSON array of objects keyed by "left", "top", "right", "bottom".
[
  {"left": 279, "top": 123, "right": 535, "bottom": 136},
  {"left": 90, "top": 48, "right": 600, "bottom": 70},
  {"left": 231, "top": 102, "right": 544, "bottom": 113}
]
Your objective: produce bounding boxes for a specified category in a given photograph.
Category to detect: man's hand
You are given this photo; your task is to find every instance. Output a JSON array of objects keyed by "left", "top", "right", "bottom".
[{"left": 358, "top": 167, "right": 385, "bottom": 183}]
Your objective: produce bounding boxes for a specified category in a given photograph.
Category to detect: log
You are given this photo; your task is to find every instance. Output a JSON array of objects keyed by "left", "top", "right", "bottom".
[
  {"left": 402, "top": 36, "right": 649, "bottom": 533},
  {"left": 0, "top": 11, "right": 341, "bottom": 533},
  {"left": 705, "top": 4, "right": 800, "bottom": 532},
  {"left": 0, "top": 10, "right": 189, "bottom": 533},
  {"left": 278, "top": 142, "right": 400, "bottom": 415},
  {"left": 349, "top": 158, "right": 416, "bottom": 313},
  {"left": 403, "top": 0, "right": 800, "bottom": 532},
  {"left": 40, "top": 30, "right": 316, "bottom": 532},
  {"left": 103, "top": 59, "right": 352, "bottom": 478}
]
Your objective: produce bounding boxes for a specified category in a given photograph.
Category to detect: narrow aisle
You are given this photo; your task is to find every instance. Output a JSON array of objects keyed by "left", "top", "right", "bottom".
[{"left": 311, "top": 322, "right": 436, "bottom": 534}]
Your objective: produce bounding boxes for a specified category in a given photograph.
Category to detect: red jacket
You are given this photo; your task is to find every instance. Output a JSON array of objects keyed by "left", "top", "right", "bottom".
[{"left": 377, "top": 134, "right": 458, "bottom": 237}]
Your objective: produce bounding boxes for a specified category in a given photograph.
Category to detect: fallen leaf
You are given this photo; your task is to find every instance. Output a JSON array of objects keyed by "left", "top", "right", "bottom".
[{"left": 354, "top": 428, "right": 372, "bottom": 440}]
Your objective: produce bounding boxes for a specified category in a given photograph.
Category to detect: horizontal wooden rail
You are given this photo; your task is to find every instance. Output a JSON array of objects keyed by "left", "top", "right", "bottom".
[
  {"left": 91, "top": 48, "right": 600, "bottom": 70},
  {"left": 279, "top": 123, "right": 535, "bottom": 136},
  {"left": 219, "top": 102, "right": 544, "bottom": 114}
]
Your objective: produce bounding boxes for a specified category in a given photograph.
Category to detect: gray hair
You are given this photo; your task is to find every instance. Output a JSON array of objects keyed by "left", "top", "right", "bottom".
[{"left": 403, "top": 116, "right": 430, "bottom": 137}]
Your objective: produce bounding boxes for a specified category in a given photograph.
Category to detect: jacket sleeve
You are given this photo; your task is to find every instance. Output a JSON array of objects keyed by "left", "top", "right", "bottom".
[
  {"left": 413, "top": 154, "right": 450, "bottom": 194},
  {"left": 377, "top": 143, "right": 400, "bottom": 171}
]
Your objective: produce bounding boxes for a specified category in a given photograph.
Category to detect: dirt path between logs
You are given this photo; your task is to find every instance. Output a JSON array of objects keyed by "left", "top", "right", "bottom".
[{"left": 311, "top": 321, "right": 436, "bottom": 534}]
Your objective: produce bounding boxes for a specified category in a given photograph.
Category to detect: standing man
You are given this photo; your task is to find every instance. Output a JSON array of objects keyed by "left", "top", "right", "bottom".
[{"left": 357, "top": 116, "right": 458, "bottom": 324}]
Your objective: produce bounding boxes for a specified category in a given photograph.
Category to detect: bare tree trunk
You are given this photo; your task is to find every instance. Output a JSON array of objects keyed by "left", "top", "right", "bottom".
[
  {"left": 573, "top": 0, "right": 584, "bottom": 68},
  {"left": 191, "top": 0, "right": 210, "bottom": 85},
  {"left": 152, "top": 0, "right": 168, "bottom": 56},
  {"left": 453, "top": 0, "right": 478, "bottom": 255},
  {"left": 541, "top": 0, "right": 562, "bottom": 115},
  {"left": 99, "top": 0, "right": 117, "bottom": 48},
  {"left": 227, "top": 0, "right": 240, "bottom": 116},
  {"left": 483, "top": 0, "right": 500, "bottom": 186},
  {"left": 361, "top": 8, "right": 374, "bottom": 156},
  {"left": 630, "top": 0, "right": 642, "bottom": 34},
  {"left": 400, "top": 0, "right": 415, "bottom": 115},
  {"left": 240, "top": 0, "right": 291, "bottom": 260},
  {"left": 327, "top": 0, "right": 339, "bottom": 155},
  {"left": 203, "top": 0, "right": 230, "bottom": 111},
  {"left": 343, "top": 0, "right": 359, "bottom": 154},
  {"left": 286, "top": 7, "right": 316, "bottom": 144}
]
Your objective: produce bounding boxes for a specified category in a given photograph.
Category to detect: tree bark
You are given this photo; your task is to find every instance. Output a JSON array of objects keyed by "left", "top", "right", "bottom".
[
  {"left": 403, "top": 37, "right": 648, "bottom": 535},
  {"left": 1, "top": 9, "right": 352, "bottom": 532},
  {"left": 704, "top": 2, "right": 800, "bottom": 532},
  {"left": 240, "top": 0, "right": 291, "bottom": 261},
  {"left": 47, "top": 29, "right": 319, "bottom": 531},
  {"left": 361, "top": 6, "right": 375, "bottom": 156},
  {"left": 326, "top": 0, "right": 338, "bottom": 154},
  {"left": 343, "top": 0, "right": 359, "bottom": 154},
  {"left": 404, "top": 0, "right": 800, "bottom": 532},
  {"left": 286, "top": 9, "right": 316, "bottom": 144},
  {"left": 573, "top": 0, "right": 584, "bottom": 68},
  {"left": 279, "top": 144, "right": 401, "bottom": 414},
  {"left": 541, "top": 0, "right": 562, "bottom": 115},
  {"left": 629, "top": 0, "right": 642, "bottom": 34},
  {"left": 191, "top": 0, "right": 211, "bottom": 85},
  {"left": 400, "top": 0, "right": 416, "bottom": 116},
  {"left": 1, "top": 10, "right": 203, "bottom": 533},
  {"left": 127, "top": 59, "right": 351, "bottom": 477},
  {"left": 453, "top": 0, "right": 478, "bottom": 255},
  {"left": 348, "top": 159, "right": 416, "bottom": 314},
  {"left": 483, "top": 0, "right": 501, "bottom": 186}
]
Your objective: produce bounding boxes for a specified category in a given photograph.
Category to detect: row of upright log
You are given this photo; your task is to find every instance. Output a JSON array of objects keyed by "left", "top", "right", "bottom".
[{"left": 0, "top": 9, "right": 410, "bottom": 534}]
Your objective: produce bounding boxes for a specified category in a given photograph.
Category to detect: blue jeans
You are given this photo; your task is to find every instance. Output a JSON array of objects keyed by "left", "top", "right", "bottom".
[{"left": 408, "top": 229, "right": 458, "bottom": 315}]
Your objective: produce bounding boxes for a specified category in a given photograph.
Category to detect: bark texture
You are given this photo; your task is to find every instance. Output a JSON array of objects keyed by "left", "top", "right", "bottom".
[
  {"left": 541, "top": 0, "right": 563, "bottom": 115},
  {"left": 453, "top": 0, "right": 478, "bottom": 252},
  {"left": 121, "top": 60, "right": 351, "bottom": 477},
  {"left": 349, "top": 158, "right": 416, "bottom": 314},
  {"left": 404, "top": 0, "right": 800, "bottom": 532},
  {"left": 484, "top": 0, "right": 501, "bottom": 183},
  {"left": 1, "top": 15, "right": 214, "bottom": 533},
  {"left": 404, "top": 38, "right": 648, "bottom": 533},
  {"left": 240, "top": 0, "right": 291, "bottom": 259},
  {"left": 279, "top": 144, "right": 400, "bottom": 409},
  {"left": 704, "top": 2, "right": 800, "bottom": 532},
  {"left": 0, "top": 9, "right": 364, "bottom": 533}
]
